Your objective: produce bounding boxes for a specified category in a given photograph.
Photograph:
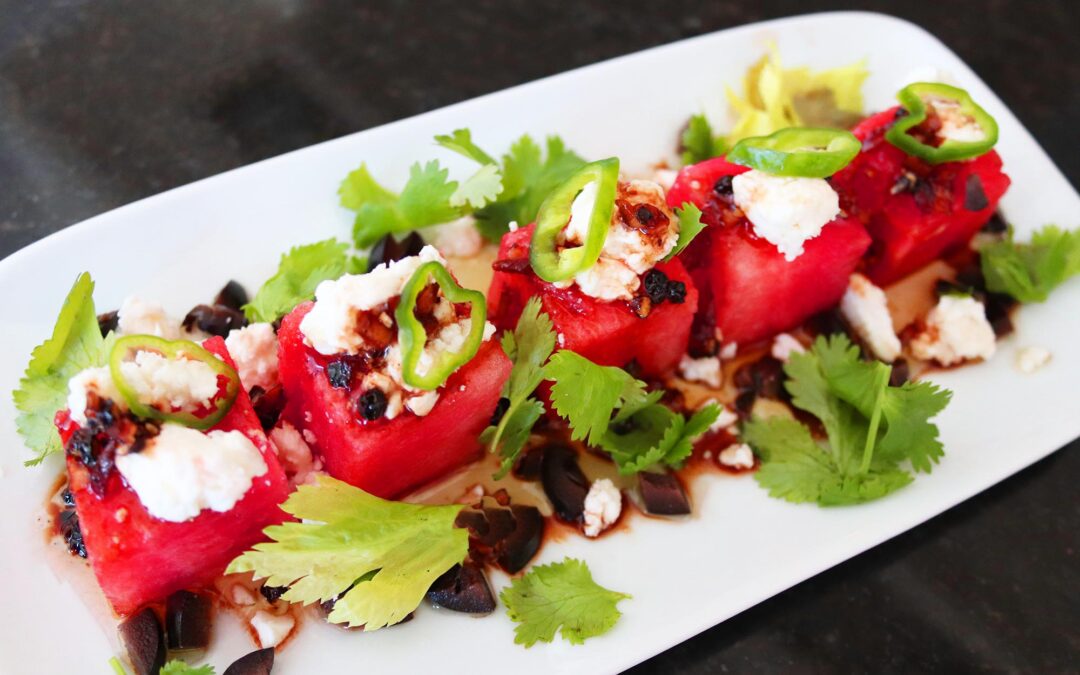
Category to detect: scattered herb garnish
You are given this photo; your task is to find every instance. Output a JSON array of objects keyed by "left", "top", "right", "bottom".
[
  {"left": 227, "top": 475, "right": 468, "bottom": 630},
  {"left": 481, "top": 297, "right": 556, "bottom": 478},
  {"left": 160, "top": 661, "right": 215, "bottom": 675},
  {"left": 13, "top": 272, "right": 115, "bottom": 467},
  {"left": 663, "top": 203, "right": 706, "bottom": 261},
  {"left": 437, "top": 129, "right": 588, "bottom": 241},
  {"left": 980, "top": 224, "right": 1080, "bottom": 303},
  {"left": 544, "top": 351, "right": 720, "bottom": 475},
  {"left": 501, "top": 557, "right": 630, "bottom": 647},
  {"left": 680, "top": 114, "right": 729, "bottom": 165},
  {"left": 243, "top": 238, "right": 354, "bottom": 324},
  {"left": 743, "top": 334, "right": 951, "bottom": 506}
]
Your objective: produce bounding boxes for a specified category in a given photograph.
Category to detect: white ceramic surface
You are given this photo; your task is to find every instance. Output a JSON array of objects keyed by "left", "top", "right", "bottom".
[{"left": 1, "top": 11, "right": 1077, "bottom": 675}]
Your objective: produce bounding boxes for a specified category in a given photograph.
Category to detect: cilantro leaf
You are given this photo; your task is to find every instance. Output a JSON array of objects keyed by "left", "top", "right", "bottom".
[
  {"left": 13, "top": 272, "right": 111, "bottom": 466},
  {"left": 160, "top": 661, "right": 215, "bottom": 675},
  {"left": 500, "top": 558, "right": 630, "bottom": 647},
  {"left": 450, "top": 163, "right": 503, "bottom": 209},
  {"left": 680, "top": 114, "right": 728, "bottom": 165},
  {"left": 435, "top": 128, "right": 496, "bottom": 165},
  {"left": 483, "top": 297, "right": 557, "bottom": 478},
  {"left": 544, "top": 351, "right": 639, "bottom": 447},
  {"left": 344, "top": 160, "right": 461, "bottom": 247},
  {"left": 227, "top": 475, "right": 468, "bottom": 630},
  {"left": 243, "top": 239, "right": 350, "bottom": 323},
  {"left": 744, "top": 334, "right": 951, "bottom": 507},
  {"left": 664, "top": 203, "right": 707, "bottom": 261},
  {"left": 980, "top": 224, "right": 1080, "bottom": 303}
]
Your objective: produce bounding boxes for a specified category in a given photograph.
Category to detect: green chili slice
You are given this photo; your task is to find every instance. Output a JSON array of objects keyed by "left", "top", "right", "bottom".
[
  {"left": 885, "top": 82, "right": 998, "bottom": 164},
  {"left": 395, "top": 261, "right": 488, "bottom": 391},
  {"left": 726, "top": 127, "right": 861, "bottom": 178},
  {"left": 109, "top": 335, "right": 240, "bottom": 430},
  {"left": 529, "top": 157, "right": 620, "bottom": 283}
]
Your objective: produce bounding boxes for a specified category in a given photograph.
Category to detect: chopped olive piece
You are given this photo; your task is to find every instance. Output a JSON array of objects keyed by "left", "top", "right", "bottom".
[
  {"left": 426, "top": 562, "right": 496, "bottom": 614},
  {"left": 490, "top": 397, "right": 511, "bottom": 426},
  {"left": 182, "top": 304, "right": 247, "bottom": 338},
  {"left": 367, "top": 232, "right": 426, "bottom": 272},
  {"left": 118, "top": 608, "right": 166, "bottom": 675},
  {"left": 638, "top": 471, "right": 691, "bottom": 515},
  {"left": 248, "top": 384, "right": 285, "bottom": 431},
  {"left": 214, "top": 280, "right": 250, "bottom": 311},
  {"left": 540, "top": 444, "right": 589, "bottom": 522},
  {"left": 500, "top": 505, "right": 544, "bottom": 573},
  {"left": 165, "top": 590, "right": 213, "bottom": 651},
  {"left": 223, "top": 648, "right": 275, "bottom": 675},
  {"left": 98, "top": 310, "right": 119, "bottom": 337}
]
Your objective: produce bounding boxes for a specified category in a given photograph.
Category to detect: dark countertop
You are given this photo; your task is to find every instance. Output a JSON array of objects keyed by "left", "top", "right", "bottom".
[{"left": 1, "top": 1, "right": 1077, "bottom": 672}]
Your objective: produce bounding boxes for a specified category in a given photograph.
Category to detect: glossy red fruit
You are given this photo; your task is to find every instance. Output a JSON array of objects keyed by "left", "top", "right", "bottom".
[
  {"left": 831, "top": 106, "right": 1011, "bottom": 284},
  {"left": 668, "top": 158, "right": 872, "bottom": 346},
  {"left": 488, "top": 224, "right": 699, "bottom": 376},
  {"left": 277, "top": 303, "right": 511, "bottom": 498},
  {"left": 59, "top": 337, "right": 289, "bottom": 616}
]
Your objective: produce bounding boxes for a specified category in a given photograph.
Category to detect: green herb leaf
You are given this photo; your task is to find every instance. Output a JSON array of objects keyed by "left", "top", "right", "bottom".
[
  {"left": 435, "top": 128, "right": 496, "bottom": 165},
  {"left": 13, "top": 273, "right": 112, "bottom": 467},
  {"left": 663, "top": 203, "right": 707, "bottom": 261},
  {"left": 544, "top": 351, "right": 639, "bottom": 447},
  {"left": 227, "top": 475, "right": 468, "bottom": 630},
  {"left": 160, "top": 660, "right": 215, "bottom": 675},
  {"left": 680, "top": 114, "right": 728, "bottom": 165},
  {"left": 344, "top": 160, "right": 461, "bottom": 247},
  {"left": 482, "top": 297, "right": 557, "bottom": 478},
  {"left": 450, "top": 163, "right": 503, "bottom": 209},
  {"left": 243, "top": 239, "right": 350, "bottom": 323},
  {"left": 980, "top": 224, "right": 1080, "bottom": 302},
  {"left": 500, "top": 557, "right": 630, "bottom": 647},
  {"left": 743, "top": 334, "right": 951, "bottom": 506}
]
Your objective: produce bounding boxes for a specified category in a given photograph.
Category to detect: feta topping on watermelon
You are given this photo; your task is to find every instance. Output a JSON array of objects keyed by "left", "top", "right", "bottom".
[
  {"left": 300, "top": 245, "right": 445, "bottom": 355},
  {"left": 118, "top": 350, "right": 220, "bottom": 411},
  {"left": 840, "top": 274, "right": 902, "bottom": 363},
  {"left": 117, "top": 296, "right": 181, "bottom": 339},
  {"left": 731, "top": 170, "right": 840, "bottom": 261},
  {"left": 115, "top": 423, "right": 268, "bottom": 522},
  {"left": 927, "top": 97, "right": 987, "bottom": 143},
  {"left": 226, "top": 322, "right": 280, "bottom": 391},
  {"left": 910, "top": 295, "right": 997, "bottom": 366},
  {"left": 67, "top": 366, "right": 123, "bottom": 425}
]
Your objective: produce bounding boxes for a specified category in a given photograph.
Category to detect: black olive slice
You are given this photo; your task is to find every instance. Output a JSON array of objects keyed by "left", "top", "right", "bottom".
[
  {"left": 367, "top": 232, "right": 426, "bottom": 271},
  {"left": 964, "top": 174, "right": 989, "bottom": 211},
  {"left": 426, "top": 562, "right": 496, "bottom": 614},
  {"left": 214, "top": 280, "right": 250, "bottom": 312},
  {"left": 540, "top": 444, "right": 589, "bottom": 522},
  {"left": 223, "top": 648, "right": 275, "bottom": 675},
  {"left": 638, "top": 472, "right": 691, "bottom": 516},
  {"left": 182, "top": 304, "right": 246, "bottom": 338},
  {"left": 499, "top": 505, "right": 544, "bottom": 574}
]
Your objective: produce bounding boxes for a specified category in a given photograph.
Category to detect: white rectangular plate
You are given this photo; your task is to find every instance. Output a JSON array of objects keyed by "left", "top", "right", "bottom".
[{"left": 1, "top": 11, "right": 1077, "bottom": 674}]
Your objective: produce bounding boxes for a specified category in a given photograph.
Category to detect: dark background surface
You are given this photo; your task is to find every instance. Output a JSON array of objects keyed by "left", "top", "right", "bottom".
[{"left": 1, "top": 1, "right": 1077, "bottom": 672}]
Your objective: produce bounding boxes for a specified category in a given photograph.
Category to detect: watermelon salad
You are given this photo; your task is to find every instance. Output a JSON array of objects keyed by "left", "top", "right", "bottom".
[{"left": 12, "top": 50, "right": 1079, "bottom": 675}]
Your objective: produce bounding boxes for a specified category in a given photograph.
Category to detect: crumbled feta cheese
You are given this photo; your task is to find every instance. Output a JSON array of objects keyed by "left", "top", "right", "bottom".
[
  {"left": 67, "top": 366, "right": 123, "bottom": 425},
  {"left": 230, "top": 585, "right": 256, "bottom": 606},
  {"left": 427, "top": 215, "right": 484, "bottom": 258},
  {"left": 718, "top": 443, "right": 755, "bottom": 469},
  {"left": 117, "top": 296, "right": 181, "bottom": 339},
  {"left": 910, "top": 295, "right": 997, "bottom": 366},
  {"left": 679, "top": 354, "right": 722, "bottom": 388},
  {"left": 116, "top": 424, "right": 267, "bottom": 522},
  {"left": 558, "top": 180, "right": 679, "bottom": 301},
  {"left": 652, "top": 168, "right": 678, "bottom": 191},
  {"left": 771, "top": 333, "right": 805, "bottom": 363},
  {"left": 1015, "top": 346, "right": 1051, "bottom": 374},
  {"left": 250, "top": 610, "right": 294, "bottom": 649},
  {"left": 406, "top": 390, "right": 440, "bottom": 416},
  {"left": 508, "top": 221, "right": 520, "bottom": 232},
  {"left": 701, "top": 399, "right": 739, "bottom": 432},
  {"left": 582, "top": 479, "right": 622, "bottom": 538},
  {"left": 927, "top": 97, "right": 987, "bottom": 143},
  {"left": 225, "top": 323, "right": 279, "bottom": 391},
  {"left": 118, "top": 350, "right": 220, "bottom": 412},
  {"left": 732, "top": 170, "right": 840, "bottom": 261},
  {"left": 840, "top": 274, "right": 901, "bottom": 362},
  {"left": 300, "top": 245, "right": 445, "bottom": 355},
  {"left": 269, "top": 421, "right": 316, "bottom": 481},
  {"left": 719, "top": 342, "right": 738, "bottom": 360}
]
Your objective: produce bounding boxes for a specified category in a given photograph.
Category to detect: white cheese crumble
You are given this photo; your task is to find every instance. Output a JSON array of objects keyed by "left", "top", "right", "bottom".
[
  {"left": 67, "top": 366, "right": 123, "bottom": 425},
  {"left": 702, "top": 399, "right": 739, "bottom": 432},
  {"left": 118, "top": 350, "right": 220, "bottom": 412},
  {"left": 840, "top": 274, "right": 902, "bottom": 363},
  {"left": 427, "top": 215, "right": 484, "bottom": 258},
  {"left": 250, "top": 610, "right": 294, "bottom": 649},
  {"left": 582, "top": 479, "right": 622, "bottom": 538},
  {"left": 771, "top": 333, "right": 805, "bottom": 363},
  {"left": 910, "top": 295, "right": 997, "bottom": 366},
  {"left": 230, "top": 585, "right": 256, "bottom": 606},
  {"left": 117, "top": 296, "right": 182, "bottom": 339},
  {"left": 225, "top": 323, "right": 279, "bottom": 392},
  {"left": 1015, "top": 346, "right": 1051, "bottom": 374},
  {"left": 300, "top": 245, "right": 445, "bottom": 355},
  {"left": 652, "top": 168, "right": 678, "bottom": 192},
  {"left": 927, "top": 97, "right": 987, "bottom": 143},
  {"left": 269, "top": 421, "right": 318, "bottom": 483},
  {"left": 719, "top": 342, "right": 738, "bottom": 360},
  {"left": 718, "top": 443, "right": 755, "bottom": 470},
  {"left": 679, "top": 354, "right": 722, "bottom": 388},
  {"left": 732, "top": 170, "right": 840, "bottom": 261},
  {"left": 115, "top": 424, "right": 267, "bottom": 522},
  {"left": 557, "top": 180, "right": 679, "bottom": 301}
]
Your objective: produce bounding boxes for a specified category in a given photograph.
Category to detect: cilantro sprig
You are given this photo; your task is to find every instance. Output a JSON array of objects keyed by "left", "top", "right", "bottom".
[
  {"left": 680, "top": 114, "right": 728, "bottom": 165},
  {"left": 481, "top": 297, "right": 556, "bottom": 478},
  {"left": 501, "top": 557, "right": 630, "bottom": 647},
  {"left": 980, "top": 224, "right": 1080, "bottom": 303},
  {"left": 664, "top": 203, "right": 706, "bottom": 261},
  {"left": 743, "top": 334, "right": 951, "bottom": 506},
  {"left": 227, "top": 475, "right": 468, "bottom": 630},
  {"left": 243, "top": 239, "right": 358, "bottom": 324},
  {"left": 13, "top": 272, "right": 115, "bottom": 466},
  {"left": 481, "top": 304, "right": 718, "bottom": 476}
]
